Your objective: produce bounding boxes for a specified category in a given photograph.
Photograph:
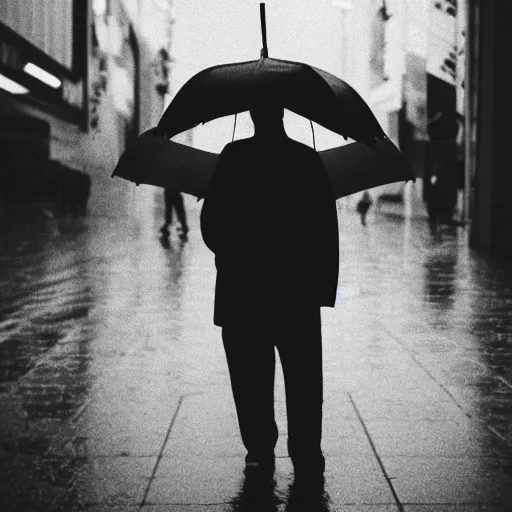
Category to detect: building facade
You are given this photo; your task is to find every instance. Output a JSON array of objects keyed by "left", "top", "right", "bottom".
[
  {"left": 339, "top": 0, "right": 466, "bottom": 221},
  {"left": 0, "top": 0, "right": 174, "bottom": 220},
  {"left": 468, "top": 0, "right": 512, "bottom": 258},
  {"left": 341, "top": 0, "right": 512, "bottom": 259}
]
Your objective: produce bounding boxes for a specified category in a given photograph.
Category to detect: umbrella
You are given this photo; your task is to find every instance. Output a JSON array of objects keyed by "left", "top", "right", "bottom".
[
  {"left": 112, "top": 128, "right": 414, "bottom": 200},
  {"left": 157, "top": 4, "right": 385, "bottom": 146},
  {"left": 112, "top": 4, "right": 414, "bottom": 198}
]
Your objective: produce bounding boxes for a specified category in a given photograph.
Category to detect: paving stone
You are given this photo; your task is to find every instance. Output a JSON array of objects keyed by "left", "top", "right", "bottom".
[
  {"left": 382, "top": 456, "right": 512, "bottom": 504},
  {"left": 2, "top": 202, "right": 512, "bottom": 509}
]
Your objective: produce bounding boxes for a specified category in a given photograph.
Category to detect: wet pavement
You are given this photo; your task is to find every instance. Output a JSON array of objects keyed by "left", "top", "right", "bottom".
[{"left": 1, "top": 197, "right": 512, "bottom": 511}]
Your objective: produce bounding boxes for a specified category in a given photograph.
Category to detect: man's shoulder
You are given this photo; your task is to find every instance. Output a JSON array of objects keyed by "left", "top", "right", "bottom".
[
  {"left": 286, "top": 138, "right": 320, "bottom": 157},
  {"left": 224, "top": 138, "right": 254, "bottom": 150},
  {"left": 219, "top": 139, "right": 252, "bottom": 159}
]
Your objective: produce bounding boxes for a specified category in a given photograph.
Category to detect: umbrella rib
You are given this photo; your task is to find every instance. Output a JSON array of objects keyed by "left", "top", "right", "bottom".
[{"left": 232, "top": 114, "right": 238, "bottom": 142}]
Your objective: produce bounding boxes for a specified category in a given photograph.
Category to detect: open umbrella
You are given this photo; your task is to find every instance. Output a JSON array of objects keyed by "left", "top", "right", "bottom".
[
  {"left": 112, "top": 4, "right": 414, "bottom": 197},
  {"left": 157, "top": 4, "right": 385, "bottom": 146},
  {"left": 112, "top": 128, "right": 414, "bottom": 200}
]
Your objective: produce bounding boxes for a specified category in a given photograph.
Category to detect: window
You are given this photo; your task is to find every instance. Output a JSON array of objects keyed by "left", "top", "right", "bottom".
[{"left": 0, "top": 0, "right": 74, "bottom": 70}]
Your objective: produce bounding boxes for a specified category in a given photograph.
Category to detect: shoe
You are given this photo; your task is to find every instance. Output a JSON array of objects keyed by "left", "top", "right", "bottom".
[
  {"left": 289, "top": 475, "right": 326, "bottom": 504},
  {"left": 244, "top": 456, "right": 275, "bottom": 478},
  {"left": 177, "top": 225, "right": 189, "bottom": 241},
  {"left": 293, "top": 469, "right": 325, "bottom": 490},
  {"left": 292, "top": 453, "right": 325, "bottom": 487}
]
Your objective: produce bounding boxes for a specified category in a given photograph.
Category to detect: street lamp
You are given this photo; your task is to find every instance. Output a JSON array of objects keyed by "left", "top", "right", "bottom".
[
  {"left": 332, "top": 0, "right": 353, "bottom": 9},
  {"left": 23, "top": 63, "right": 62, "bottom": 89},
  {"left": 0, "top": 73, "right": 29, "bottom": 94}
]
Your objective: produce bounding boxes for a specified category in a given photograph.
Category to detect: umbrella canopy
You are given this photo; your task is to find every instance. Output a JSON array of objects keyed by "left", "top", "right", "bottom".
[
  {"left": 112, "top": 129, "right": 414, "bottom": 200},
  {"left": 157, "top": 57, "right": 386, "bottom": 145},
  {"left": 115, "top": 5, "right": 412, "bottom": 200},
  {"left": 112, "top": 129, "right": 217, "bottom": 198}
]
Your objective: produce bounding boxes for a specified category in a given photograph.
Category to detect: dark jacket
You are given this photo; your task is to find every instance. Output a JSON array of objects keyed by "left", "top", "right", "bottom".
[{"left": 200, "top": 136, "right": 339, "bottom": 327}]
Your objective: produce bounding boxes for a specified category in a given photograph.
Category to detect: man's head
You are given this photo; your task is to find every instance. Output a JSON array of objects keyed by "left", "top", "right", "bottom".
[{"left": 249, "top": 103, "right": 284, "bottom": 130}]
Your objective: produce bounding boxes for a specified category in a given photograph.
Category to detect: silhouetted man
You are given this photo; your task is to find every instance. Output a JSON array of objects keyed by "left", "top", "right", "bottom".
[{"left": 200, "top": 103, "right": 339, "bottom": 484}]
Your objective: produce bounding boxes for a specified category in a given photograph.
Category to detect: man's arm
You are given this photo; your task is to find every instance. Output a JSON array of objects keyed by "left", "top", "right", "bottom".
[
  {"left": 309, "top": 151, "right": 340, "bottom": 307},
  {"left": 200, "top": 144, "right": 234, "bottom": 254}
]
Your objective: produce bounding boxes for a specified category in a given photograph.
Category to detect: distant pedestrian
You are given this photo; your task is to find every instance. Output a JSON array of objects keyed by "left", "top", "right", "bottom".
[
  {"left": 356, "top": 190, "right": 372, "bottom": 226},
  {"left": 426, "top": 158, "right": 457, "bottom": 226},
  {"left": 160, "top": 189, "right": 189, "bottom": 240},
  {"left": 200, "top": 103, "right": 339, "bottom": 486}
]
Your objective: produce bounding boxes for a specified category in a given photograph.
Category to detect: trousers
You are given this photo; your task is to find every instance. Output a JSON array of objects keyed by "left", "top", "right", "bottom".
[
  {"left": 221, "top": 306, "right": 323, "bottom": 466},
  {"left": 164, "top": 189, "right": 188, "bottom": 229}
]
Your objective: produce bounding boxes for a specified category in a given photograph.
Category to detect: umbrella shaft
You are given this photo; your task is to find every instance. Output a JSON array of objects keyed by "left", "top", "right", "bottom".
[{"left": 260, "top": 3, "right": 268, "bottom": 57}]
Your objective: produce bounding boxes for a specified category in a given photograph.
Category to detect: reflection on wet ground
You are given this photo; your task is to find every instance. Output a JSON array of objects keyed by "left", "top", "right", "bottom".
[{"left": 1, "top": 200, "right": 512, "bottom": 511}]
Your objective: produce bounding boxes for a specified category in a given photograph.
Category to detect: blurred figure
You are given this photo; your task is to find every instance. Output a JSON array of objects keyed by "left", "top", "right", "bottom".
[
  {"left": 200, "top": 102, "right": 339, "bottom": 485},
  {"left": 160, "top": 188, "right": 189, "bottom": 240},
  {"left": 356, "top": 190, "right": 372, "bottom": 226},
  {"left": 426, "top": 158, "right": 458, "bottom": 227}
]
